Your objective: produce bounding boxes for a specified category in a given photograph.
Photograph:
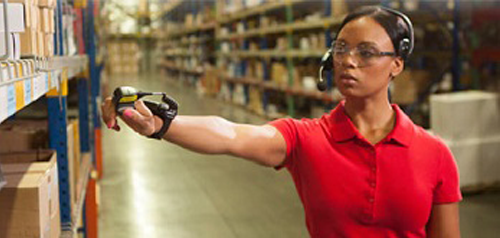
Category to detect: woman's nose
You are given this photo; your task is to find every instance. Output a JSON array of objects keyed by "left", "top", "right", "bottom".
[{"left": 337, "top": 51, "right": 357, "bottom": 68}]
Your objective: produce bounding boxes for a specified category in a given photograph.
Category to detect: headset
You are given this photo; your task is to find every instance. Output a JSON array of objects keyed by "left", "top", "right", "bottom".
[{"left": 317, "top": 7, "right": 414, "bottom": 91}]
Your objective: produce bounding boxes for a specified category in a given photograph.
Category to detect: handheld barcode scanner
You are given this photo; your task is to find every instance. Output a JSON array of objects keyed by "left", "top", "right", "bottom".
[{"left": 112, "top": 86, "right": 179, "bottom": 139}]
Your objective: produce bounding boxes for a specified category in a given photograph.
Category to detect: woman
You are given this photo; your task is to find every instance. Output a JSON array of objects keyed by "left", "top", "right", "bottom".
[{"left": 102, "top": 6, "right": 461, "bottom": 237}]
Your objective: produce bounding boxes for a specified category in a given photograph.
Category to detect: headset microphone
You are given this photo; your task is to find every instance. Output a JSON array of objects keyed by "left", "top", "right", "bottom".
[{"left": 317, "top": 49, "right": 333, "bottom": 91}]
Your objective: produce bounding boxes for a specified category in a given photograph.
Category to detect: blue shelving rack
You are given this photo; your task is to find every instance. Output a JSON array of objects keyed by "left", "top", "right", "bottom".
[{"left": 0, "top": 0, "right": 100, "bottom": 237}]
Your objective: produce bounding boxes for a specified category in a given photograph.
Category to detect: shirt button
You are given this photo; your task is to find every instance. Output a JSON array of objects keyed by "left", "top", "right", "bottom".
[
  {"left": 371, "top": 168, "right": 376, "bottom": 172},
  {"left": 370, "top": 183, "right": 376, "bottom": 188},
  {"left": 369, "top": 198, "right": 374, "bottom": 203}
]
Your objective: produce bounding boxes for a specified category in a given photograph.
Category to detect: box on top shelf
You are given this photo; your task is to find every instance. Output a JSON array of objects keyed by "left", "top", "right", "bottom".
[
  {"left": 19, "top": 28, "right": 37, "bottom": 56},
  {"left": 44, "top": 33, "right": 54, "bottom": 56},
  {"left": 38, "top": 0, "right": 55, "bottom": 8},
  {"left": 0, "top": 119, "right": 48, "bottom": 153},
  {"left": 0, "top": 3, "right": 25, "bottom": 60},
  {"left": 8, "top": 0, "right": 37, "bottom": 30},
  {"left": 0, "top": 150, "right": 60, "bottom": 238},
  {"left": 48, "top": 8, "right": 54, "bottom": 33},
  {"left": 37, "top": 31, "right": 44, "bottom": 56},
  {"left": 332, "top": 0, "right": 348, "bottom": 16},
  {"left": 39, "top": 7, "right": 49, "bottom": 33},
  {"left": 0, "top": 3, "right": 25, "bottom": 33}
]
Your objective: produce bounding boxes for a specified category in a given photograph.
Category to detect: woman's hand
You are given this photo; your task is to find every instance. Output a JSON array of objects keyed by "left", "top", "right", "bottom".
[{"left": 101, "top": 98, "right": 163, "bottom": 137}]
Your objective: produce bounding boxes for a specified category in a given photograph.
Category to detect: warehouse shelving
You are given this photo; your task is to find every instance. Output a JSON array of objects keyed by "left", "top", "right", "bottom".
[
  {"left": 0, "top": 55, "right": 93, "bottom": 236},
  {"left": 220, "top": 76, "right": 339, "bottom": 102},
  {"left": 0, "top": 56, "right": 88, "bottom": 124},
  {"left": 165, "top": 22, "right": 217, "bottom": 39},
  {"left": 217, "top": 49, "right": 324, "bottom": 58},
  {"left": 160, "top": 62, "right": 204, "bottom": 75},
  {"left": 217, "top": 16, "right": 343, "bottom": 40},
  {"left": 60, "top": 152, "right": 92, "bottom": 238},
  {"left": 217, "top": 0, "right": 305, "bottom": 24},
  {"left": 0, "top": 0, "right": 102, "bottom": 237},
  {"left": 157, "top": 0, "right": 475, "bottom": 122}
]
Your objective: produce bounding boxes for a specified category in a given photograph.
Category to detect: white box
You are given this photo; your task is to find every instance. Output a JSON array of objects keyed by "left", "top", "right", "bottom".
[
  {"left": 447, "top": 136, "right": 500, "bottom": 188},
  {"left": 0, "top": 33, "right": 21, "bottom": 60},
  {"left": 431, "top": 91, "right": 500, "bottom": 141},
  {"left": 0, "top": 3, "right": 25, "bottom": 32},
  {"left": 0, "top": 3, "right": 24, "bottom": 60}
]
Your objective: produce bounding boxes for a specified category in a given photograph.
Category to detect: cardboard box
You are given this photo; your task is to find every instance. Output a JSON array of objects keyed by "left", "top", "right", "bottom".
[
  {"left": 37, "top": 31, "right": 44, "bottom": 56},
  {"left": 39, "top": 7, "right": 49, "bottom": 33},
  {"left": 392, "top": 70, "right": 418, "bottom": 104},
  {"left": 391, "top": 70, "right": 430, "bottom": 105},
  {"left": 48, "top": 8, "right": 54, "bottom": 33},
  {"left": 0, "top": 120, "right": 48, "bottom": 153},
  {"left": 44, "top": 33, "right": 53, "bottom": 56},
  {"left": 0, "top": 150, "right": 60, "bottom": 238},
  {"left": 19, "top": 28, "right": 38, "bottom": 56},
  {"left": 332, "top": 0, "right": 348, "bottom": 16},
  {"left": 0, "top": 119, "right": 80, "bottom": 205},
  {"left": 66, "top": 120, "right": 81, "bottom": 211},
  {"left": 431, "top": 91, "right": 500, "bottom": 141},
  {"left": 271, "top": 63, "right": 288, "bottom": 87},
  {"left": 38, "top": 0, "right": 55, "bottom": 8}
]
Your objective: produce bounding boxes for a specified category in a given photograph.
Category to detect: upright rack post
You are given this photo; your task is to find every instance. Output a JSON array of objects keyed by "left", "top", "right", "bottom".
[
  {"left": 47, "top": 70, "right": 72, "bottom": 228},
  {"left": 85, "top": 0, "right": 100, "bottom": 237},
  {"left": 285, "top": 0, "right": 295, "bottom": 117},
  {"left": 451, "top": 0, "right": 462, "bottom": 91}
]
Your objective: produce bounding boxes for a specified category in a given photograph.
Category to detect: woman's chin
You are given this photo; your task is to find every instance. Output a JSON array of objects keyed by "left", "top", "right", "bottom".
[{"left": 338, "top": 87, "right": 360, "bottom": 98}]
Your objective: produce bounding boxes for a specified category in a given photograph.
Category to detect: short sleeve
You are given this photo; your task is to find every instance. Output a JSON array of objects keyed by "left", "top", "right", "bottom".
[
  {"left": 268, "top": 118, "right": 299, "bottom": 170},
  {"left": 433, "top": 143, "right": 463, "bottom": 204}
]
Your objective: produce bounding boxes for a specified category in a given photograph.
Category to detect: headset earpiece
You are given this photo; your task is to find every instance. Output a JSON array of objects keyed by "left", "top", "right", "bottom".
[{"left": 399, "top": 38, "right": 411, "bottom": 60}]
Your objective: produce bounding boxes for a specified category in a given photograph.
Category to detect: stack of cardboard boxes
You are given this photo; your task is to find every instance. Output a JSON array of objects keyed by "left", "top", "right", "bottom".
[
  {"left": 0, "top": 118, "right": 81, "bottom": 238},
  {"left": 107, "top": 40, "right": 140, "bottom": 75},
  {"left": 0, "top": 151, "right": 60, "bottom": 238},
  {"left": 14, "top": 0, "right": 56, "bottom": 58},
  {"left": 431, "top": 91, "right": 500, "bottom": 191}
]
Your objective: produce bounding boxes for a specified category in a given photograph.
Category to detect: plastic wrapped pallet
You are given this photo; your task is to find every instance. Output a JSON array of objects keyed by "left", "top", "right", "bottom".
[
  {"left": 430, "top": 91, "right": 500, "bottom": 141},
  {"left": 446, "top": 137, "right": 500, "bottom": 189},
  {"left": 431, "top": 91, "right": 500, "bottom": 190}
]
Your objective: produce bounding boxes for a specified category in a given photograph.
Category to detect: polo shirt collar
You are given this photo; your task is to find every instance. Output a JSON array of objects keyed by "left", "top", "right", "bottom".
[{"left": 330, "top": 101, "right": 414, "bottom": 147}]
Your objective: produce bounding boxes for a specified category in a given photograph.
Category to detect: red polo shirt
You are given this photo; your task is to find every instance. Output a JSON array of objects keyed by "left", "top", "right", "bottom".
[{"left": 269, "top": 101, "right": 462, "bottom": 238}]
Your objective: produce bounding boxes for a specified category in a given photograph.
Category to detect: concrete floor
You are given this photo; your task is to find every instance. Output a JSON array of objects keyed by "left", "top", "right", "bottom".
[{"left": 100, "top": 72, "right": 500, "bottom": 237}]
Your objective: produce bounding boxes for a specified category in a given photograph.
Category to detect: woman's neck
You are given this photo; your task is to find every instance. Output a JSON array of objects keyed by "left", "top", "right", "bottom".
[{"left": 343, "top": 94, "right": 395, "bottom": 134}]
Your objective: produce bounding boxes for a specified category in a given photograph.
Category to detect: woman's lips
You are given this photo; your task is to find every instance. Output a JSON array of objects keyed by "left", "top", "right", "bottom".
[{"left": 339, "top": 73, "right": 357, "bottom": 84}]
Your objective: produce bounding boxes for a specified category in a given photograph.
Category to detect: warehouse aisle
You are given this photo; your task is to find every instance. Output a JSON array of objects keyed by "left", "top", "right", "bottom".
[
  {"left": 99, "top": 72, "right": 500, "bottom": 238},
  {"left": 99, "top": 72, "right": 307, "bottom": 238}
]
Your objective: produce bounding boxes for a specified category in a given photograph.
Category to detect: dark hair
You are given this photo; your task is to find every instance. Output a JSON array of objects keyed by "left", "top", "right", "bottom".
[{"left": 336, "top": 6, "right": 411, "bottom": 58}]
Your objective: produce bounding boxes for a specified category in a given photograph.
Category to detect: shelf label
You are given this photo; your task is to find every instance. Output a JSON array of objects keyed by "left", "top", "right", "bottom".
[
  {"left": 44, "top": 74, "right": 49, "bottom": 92},
  {"left": 24, "top": 78, "right": 32, "bottom": 105},
  {"left": 15, "top": 81, "right": 25, "bottom": 111},
  {"left": 7, "top": 84, "right": 15, "bottom": 116},
  {"left": 33, "top": 75, "right": 41, "bottom": 99},
  {"left": 0, "top": 86, "right": 7, "bottom": 121}
]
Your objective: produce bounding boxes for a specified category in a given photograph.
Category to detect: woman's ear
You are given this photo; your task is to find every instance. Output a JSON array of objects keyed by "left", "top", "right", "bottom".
[{"left": 391, "top": 58, "right": 404, "bottom": 78}]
